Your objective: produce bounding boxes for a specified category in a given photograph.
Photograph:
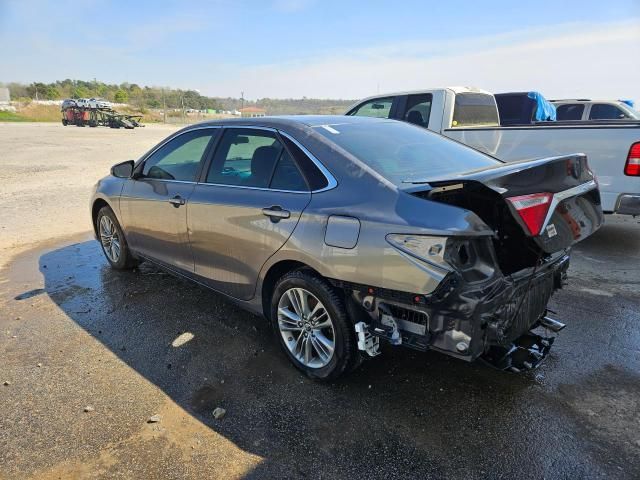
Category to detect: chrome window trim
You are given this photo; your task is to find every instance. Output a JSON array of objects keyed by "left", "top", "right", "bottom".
[
  {"left": 140, "top": 125, "right": 222, "bottom": 164},
  {"left": 195, "top": 125, "right": 338, "bottom": 194},
  {"left": 191, "top": 182, "right": 310, "bottom": 195},
  {"left": 134, "top": 178, "right": 198, "bottom": 185}
]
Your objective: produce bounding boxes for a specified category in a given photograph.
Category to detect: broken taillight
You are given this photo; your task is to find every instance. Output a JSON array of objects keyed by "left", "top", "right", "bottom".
[
  {"left": 506, "top": 192, "right": 553, "bottom": 236},
  {"left": 624, "top": 142, "right": 640, "bottom": 176}
]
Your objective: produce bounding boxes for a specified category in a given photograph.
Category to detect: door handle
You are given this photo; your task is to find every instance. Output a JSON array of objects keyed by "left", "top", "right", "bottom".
[
  {"left": 168, "top": 195, "right": 186, "bottom": 207},
  {"left": 262, "top": 206, "right": 290, "bottom": 220}
]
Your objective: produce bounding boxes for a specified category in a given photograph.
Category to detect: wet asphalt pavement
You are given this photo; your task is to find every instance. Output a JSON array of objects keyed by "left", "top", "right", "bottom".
[{"left": 1, "top": 215, "right": 639, "bottom": 479}]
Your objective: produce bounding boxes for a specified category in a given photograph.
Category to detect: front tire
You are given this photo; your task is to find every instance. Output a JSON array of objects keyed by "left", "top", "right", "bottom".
[
  {"left": 96, "top": 206, "right": 139, "bottom": 270},
  {"left": 271, "top": 270, "right": 359, "bottom": 381}
]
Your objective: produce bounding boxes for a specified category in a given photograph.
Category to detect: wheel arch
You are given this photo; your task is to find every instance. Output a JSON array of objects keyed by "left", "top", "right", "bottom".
[
  {"left": 91, "top": 198, "right": 111, "bottom": 237},
  {"left": 260, "top": 259, "right": 324, "bottom": 320}
]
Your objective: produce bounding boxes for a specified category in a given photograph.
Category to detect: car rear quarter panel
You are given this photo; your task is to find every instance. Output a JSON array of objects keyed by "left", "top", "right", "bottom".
[{"left": 258, "top": 184, "right": 493, "bottom": 300}]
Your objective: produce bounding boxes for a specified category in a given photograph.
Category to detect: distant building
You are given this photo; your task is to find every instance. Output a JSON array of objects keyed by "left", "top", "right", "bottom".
[
  {"left": 0, "top": 87, "right": 10, "bottom": 105},
  {"left": 239, "top": 106, "right": 266, "bottom": 118}
]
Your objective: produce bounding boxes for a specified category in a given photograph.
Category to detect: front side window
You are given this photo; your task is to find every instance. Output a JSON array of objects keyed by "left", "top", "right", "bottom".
[
  {"left": 207, "top": 129, "right": 307, "bottom": 190},
  {"left": 404, "top": 94, "right": 432, "bottom": 128},
  {"left": 451, "top": 93, "right": 499, "bottom": 127},
  {"left": 349, "top": 97, "right": 394, "bottom": 119},
  {"left": 589, "top": 103, "right": 629, "bottom": 120},
  {"left": 556, "top": 104, "right": 584, "bottom": 121},
  {"left": 142, "top": 129, "right": 215, "bottom": 181}
]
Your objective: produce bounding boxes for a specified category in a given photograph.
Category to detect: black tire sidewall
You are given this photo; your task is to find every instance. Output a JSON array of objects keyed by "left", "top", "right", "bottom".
[{"left": 271, "top": 271, "right": 354, "bottom": 381}]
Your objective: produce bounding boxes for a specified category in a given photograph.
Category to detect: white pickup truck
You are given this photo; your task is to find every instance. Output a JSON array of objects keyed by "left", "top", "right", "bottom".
[{"left": 346, "top": 87, "right": 640, "bottom": 216}]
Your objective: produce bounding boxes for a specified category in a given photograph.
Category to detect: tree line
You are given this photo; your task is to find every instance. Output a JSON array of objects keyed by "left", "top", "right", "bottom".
[{"left": 2, "top": 80, "right": 355, "bottom": 114}]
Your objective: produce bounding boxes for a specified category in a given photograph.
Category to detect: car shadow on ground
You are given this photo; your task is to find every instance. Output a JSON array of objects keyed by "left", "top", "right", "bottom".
[{"left": 33, "top": 236, "right": 640, "bottom": 479}]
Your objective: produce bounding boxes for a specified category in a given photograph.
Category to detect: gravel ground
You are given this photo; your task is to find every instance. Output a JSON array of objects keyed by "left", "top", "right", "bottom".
[
  {"left": 0, "top": 122, "right": 180, "bottom": 268},
  {"left": 1, "top": 123, "right": 639, "bottom": 479}
]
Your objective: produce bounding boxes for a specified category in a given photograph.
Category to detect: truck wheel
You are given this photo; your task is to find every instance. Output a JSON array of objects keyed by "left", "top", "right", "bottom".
[
  {"left": 271, "top": 270, "right": 359, "bottom": 381},
  {"left": 62, "top": 119, "right": 68, "bottom": 126},
  {"left": 96, "top": 206, "right": 139, "bottom": 270}
]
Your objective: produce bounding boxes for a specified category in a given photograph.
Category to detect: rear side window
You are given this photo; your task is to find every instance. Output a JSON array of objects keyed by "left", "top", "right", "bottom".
[
  {"left": 452, "top": 93, "right": 499, "bottom": 127},
  {"left": 589, "top": 104, "right": 629, "bottom": 120},
  {"left": 556, "top": 104, "right": 584, "bottom": 120},
  {"left": 207, "top": 128, "right": 308, "bottom": 191},
  {"left": 281, "top": 136, "right": 328, "bottom": 191},
  {"left": 403, "top": 94, "right": 432, "bottom": 128},
  {"left": 349, "top": 97, "right": 393, "bottom": 118},
  {"left": 208, "top": 129, "right": 283, "bottom": 187},
  {"left": 270, "top": 149, "right": 308, "bottom": 191}
]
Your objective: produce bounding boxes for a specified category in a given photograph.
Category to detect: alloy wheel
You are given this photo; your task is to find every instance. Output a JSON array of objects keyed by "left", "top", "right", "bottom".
[
  {"left": 99, "top": 215, "right": 121, "bottom": 263},
  {"left": 277, "top": 287, "right": 335, "bottom": 369}
]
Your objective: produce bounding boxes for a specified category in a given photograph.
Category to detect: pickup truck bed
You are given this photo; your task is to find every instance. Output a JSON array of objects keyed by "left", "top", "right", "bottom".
[{"left": 444, "top": 122, "right": 640, "bottom": 213}]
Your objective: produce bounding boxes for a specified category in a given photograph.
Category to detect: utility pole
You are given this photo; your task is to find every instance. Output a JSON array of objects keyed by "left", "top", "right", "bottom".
[
  {"left": 162, "top": 88, "right": 166, "bottom": 123},
  {"left": 240, "top": 91, "right": 244, "bottom": 114}
]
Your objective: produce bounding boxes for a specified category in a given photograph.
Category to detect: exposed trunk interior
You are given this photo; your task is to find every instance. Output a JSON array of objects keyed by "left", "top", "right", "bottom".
[{"left": 414, "top": 181, "right": 542, "bottom": 275}]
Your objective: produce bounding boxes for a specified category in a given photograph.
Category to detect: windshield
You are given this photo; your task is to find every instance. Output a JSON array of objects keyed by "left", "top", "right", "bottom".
[
  {"left": 313, "top": 121, "right": 500, "bottom": 184},
  {"left": 452, "top": 93, "right": 500, "bottom": 127}
]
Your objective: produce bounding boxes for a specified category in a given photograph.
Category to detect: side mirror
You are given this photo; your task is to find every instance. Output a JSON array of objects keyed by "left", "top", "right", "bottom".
[{"left": 111, "top": 160, "right": 134, "bottom": 178}]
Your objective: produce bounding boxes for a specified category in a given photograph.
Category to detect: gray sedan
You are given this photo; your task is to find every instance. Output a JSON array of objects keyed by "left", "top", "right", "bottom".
[{"left": 91, "top": 116, "right": 603, "bottom": 380}]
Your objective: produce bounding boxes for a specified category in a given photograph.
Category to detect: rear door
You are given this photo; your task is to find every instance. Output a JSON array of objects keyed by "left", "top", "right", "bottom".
[
  {"left": 187, "top": 127, "right": 312, "bottom": 300},
  {"left": 121, "top": 128, "right": 218, "bottom": 271}
]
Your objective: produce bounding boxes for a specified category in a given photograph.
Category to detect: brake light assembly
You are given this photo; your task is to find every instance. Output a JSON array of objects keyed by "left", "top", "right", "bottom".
[
  {"left": 624, "top": 142, "right": 640, "bottom": 176},
  {"left": 506, "top": 192, "right": 553, "bottom": 236}
]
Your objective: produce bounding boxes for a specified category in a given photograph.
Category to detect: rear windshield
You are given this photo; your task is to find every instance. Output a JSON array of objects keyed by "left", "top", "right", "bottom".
[
  {"left": 313, "top": 121, "right": 500, "bottom": 185},
  {"left": 452, "top": 93, "right": 500, "bottom": 127}
]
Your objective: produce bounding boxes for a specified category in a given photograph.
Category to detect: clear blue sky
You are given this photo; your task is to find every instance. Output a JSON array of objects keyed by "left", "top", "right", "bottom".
[{"left": 1, "top": 0, "right": 639, "bottom": 99}]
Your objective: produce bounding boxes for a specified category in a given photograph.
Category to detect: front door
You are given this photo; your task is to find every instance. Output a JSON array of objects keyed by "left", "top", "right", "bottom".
[
  {"left": 188, "top": 127, "right": 311, "bottom": 299},
  {"left": 121, "top": 128, "right": 218, "bottom": 271}
]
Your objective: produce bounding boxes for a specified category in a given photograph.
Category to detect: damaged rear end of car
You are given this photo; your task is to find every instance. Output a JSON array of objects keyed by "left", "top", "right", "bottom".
[{"left": 351, "top": 153, "right": 603, "bottom": 371}]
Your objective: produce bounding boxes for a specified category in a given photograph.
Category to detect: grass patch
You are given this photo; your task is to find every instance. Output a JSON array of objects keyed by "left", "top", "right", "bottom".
[{"left": 0, "top": 110, "right": 33, "bottom": 122}]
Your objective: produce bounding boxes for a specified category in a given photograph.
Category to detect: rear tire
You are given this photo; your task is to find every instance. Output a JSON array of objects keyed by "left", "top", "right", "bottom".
[
  {"left": 270, "top": 270, "right": 360, "bottom": 381},
  {"left": 96, "top": 206, "right": 139, "bottom": 270}
]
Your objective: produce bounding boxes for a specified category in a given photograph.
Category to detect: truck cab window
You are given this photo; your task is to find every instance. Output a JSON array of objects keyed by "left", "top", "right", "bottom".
[
  {"left": 589, "top": 104, "right": 629, "bottom": 120},
  {"left": 349, "top": 97, "right": 394, "bottom": 118},
  {"left": 404, "top": 94, "right": 432, "bottom": 128},
  {"left": 556, "top": 104, "right": 584, "bottom": 121}
]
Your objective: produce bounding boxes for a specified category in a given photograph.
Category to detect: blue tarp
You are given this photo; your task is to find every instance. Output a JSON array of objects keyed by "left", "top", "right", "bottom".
[
  {"left": 620, "top": 99, "right": 635, "bottom": 108},
  {"left": 527, "top": 91, "right": 556, "bottom": 121}
]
